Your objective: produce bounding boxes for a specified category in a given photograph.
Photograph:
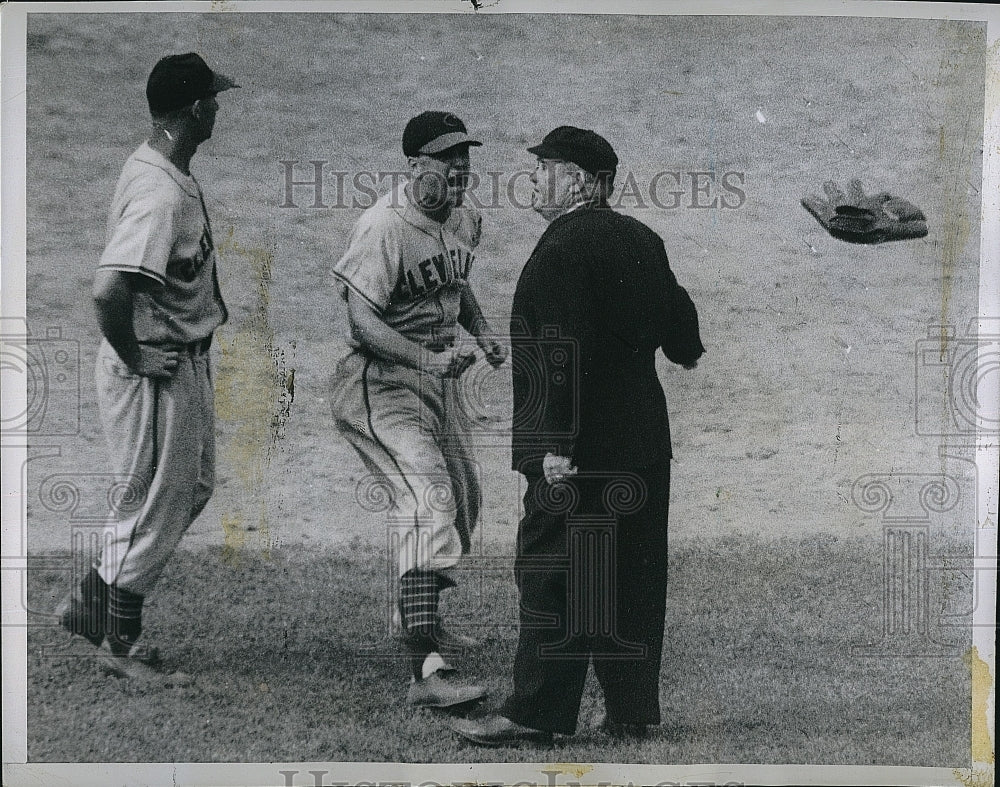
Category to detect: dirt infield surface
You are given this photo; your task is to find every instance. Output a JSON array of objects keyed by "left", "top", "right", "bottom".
[{"left": 17, "top": 9, "right": 988, "bottom": 769}]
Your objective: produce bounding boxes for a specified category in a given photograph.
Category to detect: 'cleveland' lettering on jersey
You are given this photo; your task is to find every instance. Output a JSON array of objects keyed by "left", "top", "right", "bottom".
[
  {"left": 170, "top": 226, "right": 213, "bottom": 283},
  {"left": 396, "top": 247, "right": 475, "bottom": 300}
]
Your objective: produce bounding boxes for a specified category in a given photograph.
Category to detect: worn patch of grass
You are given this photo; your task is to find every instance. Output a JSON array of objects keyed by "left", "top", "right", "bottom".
[{"left": 26, "top": 533, "right": 972, "bottom": 765}]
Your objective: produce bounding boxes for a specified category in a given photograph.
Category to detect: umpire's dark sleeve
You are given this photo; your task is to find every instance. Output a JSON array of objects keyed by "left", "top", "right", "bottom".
[{"left": 653, "top": 236, "right": 706, "bottom": 367}]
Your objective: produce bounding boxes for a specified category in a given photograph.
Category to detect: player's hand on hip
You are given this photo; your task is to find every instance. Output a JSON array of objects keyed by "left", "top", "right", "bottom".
[
  {"left": 477, "top": 336, "right": 509, "bottom": 368},
  {"left": 130, "top": 343, "right": 183, "bottom": 378},
  {"left": 543, "top": 453, "right": 578, "bottom": 485}
]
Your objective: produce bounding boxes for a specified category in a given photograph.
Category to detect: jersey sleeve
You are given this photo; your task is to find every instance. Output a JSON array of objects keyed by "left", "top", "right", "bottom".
[
  {"left": 98, "top": 181, "right": 176, "bottom": 285},
  {"left": 332, "top": 209, "right": 401, "bottom": 314}
]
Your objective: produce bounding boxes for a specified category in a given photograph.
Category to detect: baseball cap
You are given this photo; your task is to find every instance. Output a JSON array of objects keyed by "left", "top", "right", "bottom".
[
  {"left": 146, "top": 53, "right": 239, "bottom": 115},
  {"left": 528, "top": 126, "right": 618, "bottom": 176},
  {"left": 403, "top": 111, "right": 482, "bottom": 157}
]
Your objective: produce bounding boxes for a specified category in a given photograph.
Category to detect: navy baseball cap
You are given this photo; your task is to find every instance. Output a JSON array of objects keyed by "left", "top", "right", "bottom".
[
  {"left": 528, "top": 126, "right": 618, "bottom": 176},
  {"left": 403, "top": 111, "right": 482, "bottom": 157},
  {"left": 146, "top": 53, "right": 239, "bottom": 115}
]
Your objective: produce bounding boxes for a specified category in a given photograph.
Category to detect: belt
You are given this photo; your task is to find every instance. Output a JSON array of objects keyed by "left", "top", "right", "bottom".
[
  {"left": 355, "top": 340, "right": 452, "bottom": 358},
  {"left": 185, "top": 335, "right": 213, "bottom": 354}
]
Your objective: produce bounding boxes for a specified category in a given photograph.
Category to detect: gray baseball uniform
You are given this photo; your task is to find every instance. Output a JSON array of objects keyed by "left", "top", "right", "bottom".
[
  {"left": 95, "top": 141, "right": 226, "bottom": 594},
  {"left": 330, "top": 180, "right": 482, "bottom": 582}
]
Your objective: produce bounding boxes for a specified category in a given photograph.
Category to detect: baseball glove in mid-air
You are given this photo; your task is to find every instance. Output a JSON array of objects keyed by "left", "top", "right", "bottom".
[{"left": 801, "top": 179, "right": 928, "bottom": 244}]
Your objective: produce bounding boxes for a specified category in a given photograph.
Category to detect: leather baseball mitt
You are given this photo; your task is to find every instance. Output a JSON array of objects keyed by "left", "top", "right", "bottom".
[{"left": 801, "top": 179, "right": 928, "bottom": 244}]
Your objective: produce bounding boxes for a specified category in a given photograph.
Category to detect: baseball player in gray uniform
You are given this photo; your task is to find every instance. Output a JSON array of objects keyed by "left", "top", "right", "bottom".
[
  {"left": 58, "top": 53, "right": 238, "bottom": 686},
  {"left": 330, "top": 111, "right": 507, "bottom": 708}
]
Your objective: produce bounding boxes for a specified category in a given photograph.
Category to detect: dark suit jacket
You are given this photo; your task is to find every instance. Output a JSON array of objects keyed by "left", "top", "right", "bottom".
[{"left": 510, "top": 205, "right": 705, "bottom": 475}]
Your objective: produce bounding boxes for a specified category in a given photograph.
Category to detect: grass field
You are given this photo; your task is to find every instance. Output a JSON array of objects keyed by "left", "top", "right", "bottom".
[
  {"left": 26, "top": 534, "right": 973, "bottom": 764},
  {"left": 20, "top": 9, "right": 988, "bottom": 769}
]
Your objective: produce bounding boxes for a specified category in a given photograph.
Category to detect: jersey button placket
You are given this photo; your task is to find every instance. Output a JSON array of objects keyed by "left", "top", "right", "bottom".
[{"left": 436, "top": 229, "right": 449, "bottom": 337}]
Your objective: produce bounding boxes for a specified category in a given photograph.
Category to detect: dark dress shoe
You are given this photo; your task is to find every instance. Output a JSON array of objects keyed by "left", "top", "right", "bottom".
[{"left": 451, "top": 714, "right": 553, "bottom": 747}]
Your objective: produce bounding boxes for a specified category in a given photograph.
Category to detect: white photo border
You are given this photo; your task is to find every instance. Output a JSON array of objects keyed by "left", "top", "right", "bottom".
[{"left": 2, "top": 2, "right": 996, "bottom": 785}]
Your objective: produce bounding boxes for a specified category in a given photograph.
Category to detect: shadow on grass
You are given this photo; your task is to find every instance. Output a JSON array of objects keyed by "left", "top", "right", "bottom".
[{"left": 25, "top": 532, "right": 973, "bottom": 765}]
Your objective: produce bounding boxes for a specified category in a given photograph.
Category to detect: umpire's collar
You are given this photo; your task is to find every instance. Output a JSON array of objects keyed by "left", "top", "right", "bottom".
[
  {"left": 134, "top": 142, "right": 201, "bottom": 199},
  {"left": 541, "top": 201, "right": 604, "bottom": 235}
]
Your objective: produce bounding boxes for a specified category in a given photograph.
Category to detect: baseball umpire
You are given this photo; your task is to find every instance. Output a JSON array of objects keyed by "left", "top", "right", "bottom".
[
  {"left": 330, "top": 111, "right": 507, "bottom": 708},
  {"left": 58, "top": 53, "right": 238, "bottom": 686},
  {"left": 453, "top": 126, "right": 705, "bottom": 745}
]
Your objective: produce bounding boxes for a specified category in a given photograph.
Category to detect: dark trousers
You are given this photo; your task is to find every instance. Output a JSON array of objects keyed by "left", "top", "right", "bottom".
[{"left": 500, "top": 461, "right": 670, "bottom": 734}]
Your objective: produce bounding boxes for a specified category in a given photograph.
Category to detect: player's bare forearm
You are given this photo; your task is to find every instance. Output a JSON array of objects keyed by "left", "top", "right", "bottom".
[
  {"left": 459, "top": 284, "right": 508, "bottom": 367},
  {"left": 458, "top": 283, "right": 490, "bottom": 336}
]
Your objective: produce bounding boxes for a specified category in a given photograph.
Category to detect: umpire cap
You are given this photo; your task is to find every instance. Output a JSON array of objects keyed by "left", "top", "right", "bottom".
[
  {"left": 147, "top": 53, "right": 239, "bottom": 115},
  {"left": 528, "top": 126, "right": 618, "bottom": 177}
]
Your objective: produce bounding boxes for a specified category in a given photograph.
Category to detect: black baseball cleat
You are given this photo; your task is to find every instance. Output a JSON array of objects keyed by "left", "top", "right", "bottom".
[
  {"left": 57, "top": 592, "right": 188, "bottom": 687},
  {"left": 55, "top": 591, "right": 105, "bottom": 647},
  {"left": 450, "top": 714, "right": 553, "bottom": 747},
  {"left": 406, "top": 673, "right": 486, "bottom": 708}
]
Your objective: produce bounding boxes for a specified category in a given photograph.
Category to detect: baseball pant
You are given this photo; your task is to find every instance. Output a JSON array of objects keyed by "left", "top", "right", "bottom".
[
  {"left": 94, "top": 339, "right": 215, "bottom": 596},
  {"left": 500, "top": 461, "right": 671, "bottom": 735},
  {"left": 330, "top": 350, "right": 480, "bottom": 581}
]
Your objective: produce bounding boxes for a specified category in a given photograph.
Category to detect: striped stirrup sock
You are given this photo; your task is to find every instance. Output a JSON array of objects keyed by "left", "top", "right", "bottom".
[
  {"left": 106, "top": 585, "right": 144, "bottom": 657},
  {"left": 399, "top": 569, "right": 442, "bottom": 679}
]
